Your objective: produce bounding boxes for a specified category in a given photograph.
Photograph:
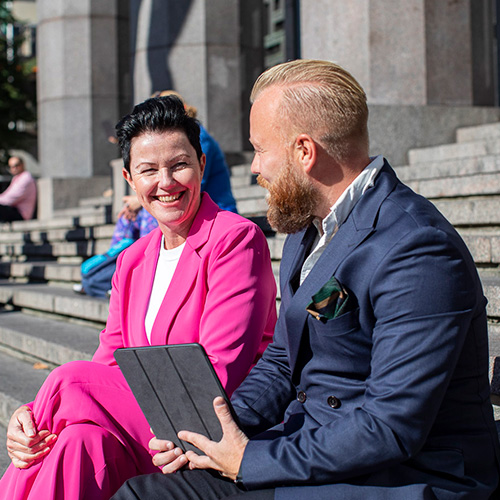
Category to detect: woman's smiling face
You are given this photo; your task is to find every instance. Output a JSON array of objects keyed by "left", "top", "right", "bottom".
[{"left": 123, "top": 129, "right": 205, "bottom": 243}]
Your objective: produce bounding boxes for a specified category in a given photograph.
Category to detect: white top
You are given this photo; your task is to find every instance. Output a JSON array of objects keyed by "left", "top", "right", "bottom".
[
  {"left": 300, "top": 155, "right": 385, "bottom": 285},
  {"left": 145, "top": 237, "right": 186, "bottom": 342}
]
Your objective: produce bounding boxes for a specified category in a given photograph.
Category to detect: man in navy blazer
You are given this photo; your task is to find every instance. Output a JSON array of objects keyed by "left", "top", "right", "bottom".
[{"left": 113, "top": 60, "right": 500, "bottom": 499}]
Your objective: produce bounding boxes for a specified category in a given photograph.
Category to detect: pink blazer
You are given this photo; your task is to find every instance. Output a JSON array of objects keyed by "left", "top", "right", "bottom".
[{"left": 93, "top": 194, "right": 277, "bottom": 396}]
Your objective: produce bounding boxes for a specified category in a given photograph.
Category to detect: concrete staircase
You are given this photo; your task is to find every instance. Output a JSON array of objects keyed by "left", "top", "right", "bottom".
[{"left": 2, "top": 124, "right": 500, "bottom": 473}]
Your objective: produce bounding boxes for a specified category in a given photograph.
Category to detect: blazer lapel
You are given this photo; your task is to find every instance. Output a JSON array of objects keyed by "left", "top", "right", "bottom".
[
  {"left": 284, "top": 162, "right": 398, "bottom": 372},
  {"left": 149, "top": 194, "right": 218, "bottom": 345}
]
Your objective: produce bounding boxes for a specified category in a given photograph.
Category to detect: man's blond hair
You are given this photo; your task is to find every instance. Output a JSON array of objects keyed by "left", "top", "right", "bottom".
[{"left": 251, "top": 59, "right": 369, "bottom": 161}]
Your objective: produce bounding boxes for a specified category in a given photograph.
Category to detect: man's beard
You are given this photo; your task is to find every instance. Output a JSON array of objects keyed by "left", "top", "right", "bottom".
[{"left": 257, "top": 161, "right": 317, "bottom": 234}]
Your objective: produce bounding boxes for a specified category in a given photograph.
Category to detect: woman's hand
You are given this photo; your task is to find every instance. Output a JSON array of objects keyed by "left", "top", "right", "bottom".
[
  {"left": 149, "top": 434, "right": 188, "bottom": 474},
  {"left": 6, "top": 406, "right": 57, "bottom": 469}
]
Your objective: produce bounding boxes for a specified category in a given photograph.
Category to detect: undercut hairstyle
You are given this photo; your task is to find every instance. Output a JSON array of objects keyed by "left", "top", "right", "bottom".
[
  {"left": 116, "top": 95, "right": 203, "bottom": 173},
  {"left": 250, "top": 59, "right": 369, "bottom": 161}
]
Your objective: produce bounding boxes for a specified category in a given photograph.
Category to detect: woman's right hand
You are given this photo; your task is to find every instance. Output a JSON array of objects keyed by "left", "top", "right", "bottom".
[
  {"left": 6, "top": 405, "right": 57, "bottom": 469},
  {"left": 149, "top": 434, "right": 188, "bottom": 474}
]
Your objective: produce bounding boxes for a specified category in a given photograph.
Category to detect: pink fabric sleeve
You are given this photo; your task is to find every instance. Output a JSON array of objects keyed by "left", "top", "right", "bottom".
[{"left": 196, "top": 223, "right": 276, "bottom": 396}]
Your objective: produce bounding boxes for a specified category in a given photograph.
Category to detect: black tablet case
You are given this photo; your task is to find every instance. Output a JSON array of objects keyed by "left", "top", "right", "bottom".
[{"left": 114, "top": 343, "right": 234, "bottom": 453}]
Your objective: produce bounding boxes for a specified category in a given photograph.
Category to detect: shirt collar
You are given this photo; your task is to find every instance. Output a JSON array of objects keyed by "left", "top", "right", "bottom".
[{"left": 313, "top": 155, "right": 385, "bottom": 239}]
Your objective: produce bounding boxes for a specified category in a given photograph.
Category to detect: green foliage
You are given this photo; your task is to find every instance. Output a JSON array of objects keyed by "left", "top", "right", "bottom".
[{"left": 0, "top": 0, "right": 37, "bottom": 170}]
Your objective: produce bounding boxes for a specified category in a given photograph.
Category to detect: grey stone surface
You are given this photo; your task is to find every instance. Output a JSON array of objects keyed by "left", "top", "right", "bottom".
[
  {"left": 300, "top": 0, "right": 493, "bottom": 108},
  {"left": 368, "top": 104, "right": 500, "bottom": 167},
  {"left": 0, "top": 282, "right": 109, "bottom": 326},
  {"left": 397, "top": 155, "right": 500, "bottom": 182},
  {"left": 0, "top": 423, "right": 8, "bottom": 477},
  {"left": 0, "top": 310, "right": 99, "bottom": 365},
  {"left": 131, "top": 0, "right": 242, "bottom": 152},
  {"left": 408, "top": 138, "right": 500, "bottom": 164},
  {"left": 37, "top": 0, "right": 123, "bottom": 179},
  {"left": 425, "top": 0, "right": 473, "bottom": 105},
  {"left": 300, "top": 0, "right": 371, "bottom": 97},
  {"left": 407, "top": 172, "right": 500, "bottom": 199},
  {"left": 37, "top": 177, "right": 112, "bottom": 221},
  {"left": 480, "top": 275, "right": 500, "bottom": 319},
  {"left": 432, "top": 197, "right": 500, "bottom": 226},
  {"left": 0, "top": 350, "right": 50, "bottom": 427},
  {"left": 457, "top": 122, "right": 500, "bottom": 143}
]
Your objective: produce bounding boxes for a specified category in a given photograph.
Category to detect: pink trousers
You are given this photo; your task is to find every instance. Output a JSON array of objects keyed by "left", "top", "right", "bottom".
[{"left": 0, "top": 361, "right": 159, "bottom": 499}]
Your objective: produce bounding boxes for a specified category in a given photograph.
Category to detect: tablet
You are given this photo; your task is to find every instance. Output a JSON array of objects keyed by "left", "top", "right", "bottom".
[{"left": 114, "top": 343, "right": 235, "bottom": 453}]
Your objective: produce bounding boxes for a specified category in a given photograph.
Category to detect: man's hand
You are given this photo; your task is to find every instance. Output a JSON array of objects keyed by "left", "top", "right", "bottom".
[
  {"left": 149, "top": 434, "right": 188, "bottom": 474},
  {"left": 117, "top": 195, "right": 141, "bottom": 221},
  {"left": 6, "top": 406, "right": 57, "bottom": 469},
  {"left": 178, "top": 397, "right": 249, "bottom": 481}
]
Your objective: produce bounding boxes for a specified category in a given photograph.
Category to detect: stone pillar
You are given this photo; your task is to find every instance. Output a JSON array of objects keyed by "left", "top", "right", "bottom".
[
  {"left": 36, "top": 0, "right": 129, "bottom": 217},
  {"left": 299, "top": 0, "right": 500, "bottom": 165},
  {"left": 130, "top": 0, "right": 242, "bottom": 151}
]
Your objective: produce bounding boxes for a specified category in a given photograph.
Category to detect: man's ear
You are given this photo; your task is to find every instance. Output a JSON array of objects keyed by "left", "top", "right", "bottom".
[
  {"left": 294, "top": 134, "right": 317, "bottom": 173},
  {"left": 122, "top": 167, "right": 136, "bottom": 192}
]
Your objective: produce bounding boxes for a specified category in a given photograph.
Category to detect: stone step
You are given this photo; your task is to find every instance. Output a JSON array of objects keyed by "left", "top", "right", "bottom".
[
  {"left": 0, "top": 223, "right": 115, "bottom": 245},
  {"left": 0, "top": 310, "right": 99, "bottom": 366},
  {"left": 231, "top": 174, "right": 256, "bottom": 189},
  {"left": 0, "top": 349, "right": 50, "bottom": 428},
  {"left": 230, "top": 164, "right": 252, "bottom": 178},
  {"left": 456, "top": 122, "right": 500, "bottom": 143},
  {"left": 432, "top": 196, "right": 500, "bottom": 227},
  {"left": 53, "top": 204, "right": 111, "bottom": 218},
  {"left": 479, "top": 272, "right": 500, "bottom": 320},
  {"left": 0, "top": 261, "right": 81, "bottom": 284},
  {"left": 0, "top": 423, "right": 9, "bottom": 476},
  {"left": 0, "top": 282, "right": 109, "bottom": 327},
  {"left": 408, "top": 137, "right": 500, "bottom": 164},
  {"left": 78, "top": 195, "right": 113, "bottom": 208},
  {"left": 236, "top": 197, "right": 268, "bottom": 217},
  {"left": 0, "top": 211, "right": 113, "bottom": 233},
  {"left": 396, "top": 155, "right": 500, "bottom": 183},
  {"left": 406, "top": 172, "right": 500, "bottom": 199},
  {"left": 233, "top": 183, "right": 267, "bottom": 201},
  {"left": 458, "top": 228, "right": 500, "bottom": 266},
  {"left": 0, "top": 239, "right": 110, "bottom": 261}
]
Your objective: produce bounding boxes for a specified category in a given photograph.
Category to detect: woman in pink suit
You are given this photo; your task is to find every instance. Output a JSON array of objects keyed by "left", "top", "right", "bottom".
[{"left": 1, "top": 96, "right": 277, "bottom": 499}]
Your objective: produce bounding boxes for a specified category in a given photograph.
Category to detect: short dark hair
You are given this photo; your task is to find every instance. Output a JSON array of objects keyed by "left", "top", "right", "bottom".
[{"left": 116, "top": 95, "right": 202, "bottom": 173}]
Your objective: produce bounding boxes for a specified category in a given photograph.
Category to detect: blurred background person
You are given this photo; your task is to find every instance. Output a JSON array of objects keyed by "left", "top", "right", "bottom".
[{"left": 0, "top": 156, "right": 36, "bottom": 222}]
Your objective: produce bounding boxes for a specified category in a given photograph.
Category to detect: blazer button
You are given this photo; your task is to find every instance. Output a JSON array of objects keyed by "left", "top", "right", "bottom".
[
  {"left": 297, "top": 390, "right": 307, "bottom": 403},
  {"left": 327, "top": 396, "right": 341, "bottom": 409}
]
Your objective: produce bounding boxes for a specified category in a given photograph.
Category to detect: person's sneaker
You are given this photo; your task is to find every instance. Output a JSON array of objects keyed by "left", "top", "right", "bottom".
[{"left": 73, "top": 283, "right": 86, "bottom": 295}]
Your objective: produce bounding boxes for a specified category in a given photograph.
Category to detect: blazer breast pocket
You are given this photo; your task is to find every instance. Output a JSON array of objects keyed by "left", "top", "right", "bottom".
[{"left": 308, "top": 306, "right": 360, "bottom": 337}]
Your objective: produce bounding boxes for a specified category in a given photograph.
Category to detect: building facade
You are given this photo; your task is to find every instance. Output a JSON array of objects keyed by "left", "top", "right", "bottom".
[{"left": 24, "top": 0, "right": 500, "bottom": 214}]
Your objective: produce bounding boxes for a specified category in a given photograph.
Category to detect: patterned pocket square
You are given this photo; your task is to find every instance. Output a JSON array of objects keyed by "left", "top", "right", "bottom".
[{"left": 306, "top": 276, "right": 350, "bottom": 321}]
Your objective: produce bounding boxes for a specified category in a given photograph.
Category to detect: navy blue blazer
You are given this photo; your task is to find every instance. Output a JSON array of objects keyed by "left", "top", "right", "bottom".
[{"left": 231, "top": 162, "right": 500, "bottom": 499}]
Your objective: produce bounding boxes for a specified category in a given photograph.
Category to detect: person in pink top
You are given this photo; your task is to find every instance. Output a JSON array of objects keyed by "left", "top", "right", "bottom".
[
  {"left": 0, "top": 156, "right": 37, "bottom": 221},
  {"left": 0, "top": 96, "right": 277, "bottom": 499}
]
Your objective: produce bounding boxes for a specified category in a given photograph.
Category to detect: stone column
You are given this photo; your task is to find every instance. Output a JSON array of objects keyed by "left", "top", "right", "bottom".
[
  {"left": 130, "top": 0, "right": 242, "bottom": 152},
  {"left": 36, "top": 0, "right": 129, "bottom": 217},
  {"left": 299, "top": 0, "right": 500, "bottom": 165}
]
